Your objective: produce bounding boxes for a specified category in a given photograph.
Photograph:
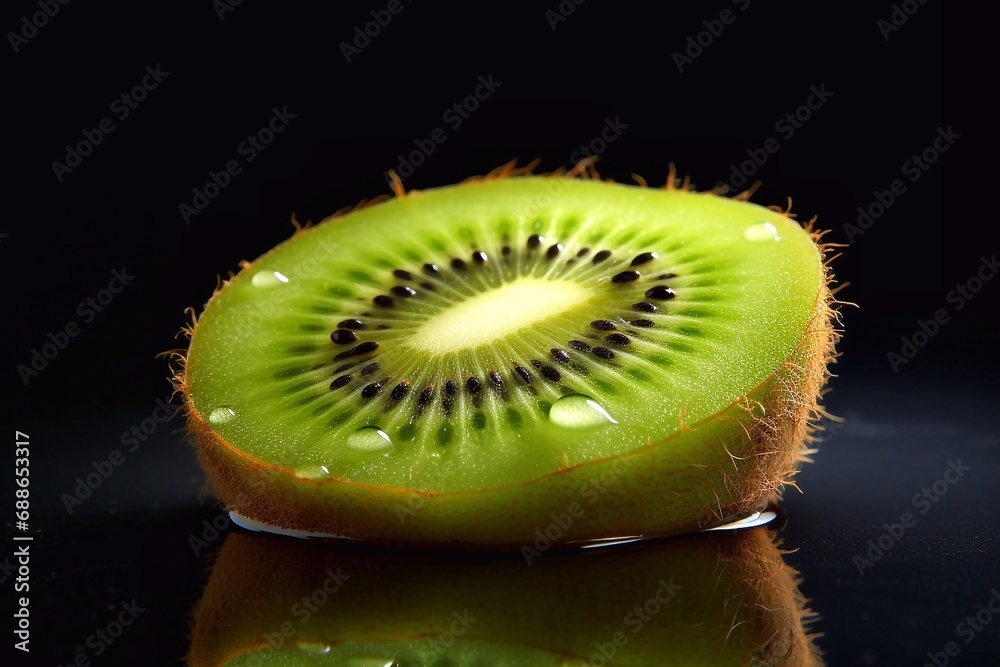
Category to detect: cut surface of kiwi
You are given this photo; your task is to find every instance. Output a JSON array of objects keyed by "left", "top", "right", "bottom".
[{"left": 177, "top": 167, "right": 838, "bottom": 547}]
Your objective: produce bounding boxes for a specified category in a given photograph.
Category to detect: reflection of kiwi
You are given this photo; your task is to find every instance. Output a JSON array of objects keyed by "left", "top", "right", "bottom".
[
  {"left": 188, "top": 528, "right": 823, "bottom": 666},
  {"left": 174, "top": 163, "right": 839, "bottom": 546}
]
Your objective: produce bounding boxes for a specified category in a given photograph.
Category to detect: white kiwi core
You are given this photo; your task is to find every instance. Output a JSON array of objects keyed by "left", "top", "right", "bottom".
[{"left": 404, "top": 278, "right": 591, "bottom": 355}]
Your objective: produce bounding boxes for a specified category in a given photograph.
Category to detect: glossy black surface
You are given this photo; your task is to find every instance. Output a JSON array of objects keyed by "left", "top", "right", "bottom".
[{"left": 6, "top": 2, "right": 994, "bottom": 665}]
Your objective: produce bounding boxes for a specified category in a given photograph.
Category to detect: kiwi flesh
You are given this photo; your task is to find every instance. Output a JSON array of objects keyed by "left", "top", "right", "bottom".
[
  {"left": 188, "top": 527, "right": 823, "bottom": 666},
  {"left": 174, "top": 163, "right": 839, "bottom": 547}
]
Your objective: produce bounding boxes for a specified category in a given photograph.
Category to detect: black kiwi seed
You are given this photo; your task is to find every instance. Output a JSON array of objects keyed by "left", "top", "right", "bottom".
[
  {"left": 329, "top": 375, "right": 352, "bottom": 390},
  {"left": 630, "top": 319, "right": 655, "bottom": 328},
  {"left": 423, "top": 263, "right": 440, "bottom": 277},
  {"left": 592, "top": 347, "right": 615, "bottom": 360},
  {"left": 592, "top": 250, "right": 612, "bottom": 264},
  {"left": 330, "top": 329, "right": 357, "bottom": 344},
  {"left": 338, "top": 319, "right": 367, "bottom": 330},
  {"left": 633, "top": 302, "right": 658, "bottom": 313},
  {"left": 373, "top": 295, "right": 395, "bottom": 307},
  {"left": 354, "top": 341, "right": 379, "bottom": 355},
  {"left": 361, "top": 362, "right": 380, "bottom": 376},
  {"left": 514, "top": 365, "right": 531, "bottom": 384},
  {"left": 420, "top": 281, "right": 435, "bottom": 291},
  {"left": 391, "top": 286, "right": 417, "bottom": 298},
  {"left": 546, "top": 243, "right": 563, "bottom": 259},
  {"left": 502, "top": 245, "right": 511, "bottom": 256},
  {"left": 631, "top": 252, "right": 658, "bottom": 266},
  {"left": 590, "top": 319, "right": 616, "bottom": 331},
  {"left": 531, "top": 360, "right": 561, "bottom": 383},
  {"left": 606, "top": 333, "right": 631, "bottom": 346},
  {"left": 612, "top": 271, "right": 640, "bottom": 283},
  {"left": 393, "top": 269, "right": 414, "bottom": 280},
  {"left": 472, "top": 250, "right": 488, "bottom": 263},
  {"left": 489, "top": 371, "right": 505, "bottom": 395},
  {"left": 361, "top": 381, "right": 385, "bottom": 399},
  {"left": 577, "top": 247, "right": 590, "bottom": 258},
  {"left": 377, "top": 324, "right": 391, "bottom": 330},
  {"left": 657, "top": 273, "right": 678, "bottom": 280},
  {"left": 390, "top": 382, "right": 409, "bottom": 401},
  {"left": 466, "top": 376, "right": 482, "bottom": 394},
  {"left": 451, "top": 258, "right": 467, "bottom": 272},
  {"left": 645, "top": 286, "right": 676, "bottom": 300},
  {"left": 445, "top": 379, "right": 458, "bottom": 395},
  {"left": 550, "top": 348, "right": 570, "bottom": 363},
  {"left": 568, "top": 340, "right": 591, "bottom": 351},
  {"left": 527, "top": 234, "right": 544, "bottom": 249},
  {"left": 416, "top": 387, "right": 434, "bottom": 413}
]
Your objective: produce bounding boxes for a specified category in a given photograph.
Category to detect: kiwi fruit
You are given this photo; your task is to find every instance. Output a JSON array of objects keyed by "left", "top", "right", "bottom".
[
  {"left": 173, "top": 161, "right": 839, "bottom": 548},
  {"left": 188, "top": 527, "right": 823, "bottom": 666}
]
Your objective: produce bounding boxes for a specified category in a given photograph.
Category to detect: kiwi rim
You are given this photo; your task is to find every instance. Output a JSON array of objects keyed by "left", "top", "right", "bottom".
[{"left": 168, "top": 160, "right": 844, "bottom": 546}]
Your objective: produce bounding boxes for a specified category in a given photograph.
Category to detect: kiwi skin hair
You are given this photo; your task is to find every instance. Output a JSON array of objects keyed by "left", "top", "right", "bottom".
[
  {"left": 188, "top": 527, "right": 823, "bottom": 667},
  {"left": 172, "top": 161, "right": 841, "bottom": 549}
]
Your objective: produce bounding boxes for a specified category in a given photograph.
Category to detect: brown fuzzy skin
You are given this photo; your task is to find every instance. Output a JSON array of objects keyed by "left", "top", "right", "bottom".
[{"left": 170, "top": 163, "right": 842, "bottom": 549}]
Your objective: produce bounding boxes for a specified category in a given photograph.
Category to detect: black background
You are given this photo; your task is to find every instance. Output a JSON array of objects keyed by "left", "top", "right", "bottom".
[{"left": 4, "top": 1, "right": 997, "bottom": 665}]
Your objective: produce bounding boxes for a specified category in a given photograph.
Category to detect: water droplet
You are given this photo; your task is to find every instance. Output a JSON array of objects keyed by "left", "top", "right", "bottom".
[
  {"left": 346, "top": 426, "right": 392, "bottom": 452},
  {"left": 549, "top": 394, "right": 617, "bottom": 428},
  {"left": 251, "top": 270, "right": 290, "bottom": 287},
  {"left": 293, "top": 465, "right": 330, "bottom": 480},
  {"left": 744, "top": 222, "right": 780, "bottom": 242},
  {"left": 298, "top": 642, "right": 332, "bottom": 655},
  {"left": 208, "top": 406, "right": 236, "bottom": 425}
]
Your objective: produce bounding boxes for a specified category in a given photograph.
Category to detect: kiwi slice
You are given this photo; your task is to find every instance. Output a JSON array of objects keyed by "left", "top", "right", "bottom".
[
  {"left": 188, "top": 528, "right": 823, "bottom": 666},
  {"left": 176, "top": 165, "right": 838, "bottom": 547}
]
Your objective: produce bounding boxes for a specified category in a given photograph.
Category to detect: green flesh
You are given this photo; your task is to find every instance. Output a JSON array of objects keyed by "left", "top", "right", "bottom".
[{"left": 186, "top": 177, "right": 822, "bottom": 493}]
